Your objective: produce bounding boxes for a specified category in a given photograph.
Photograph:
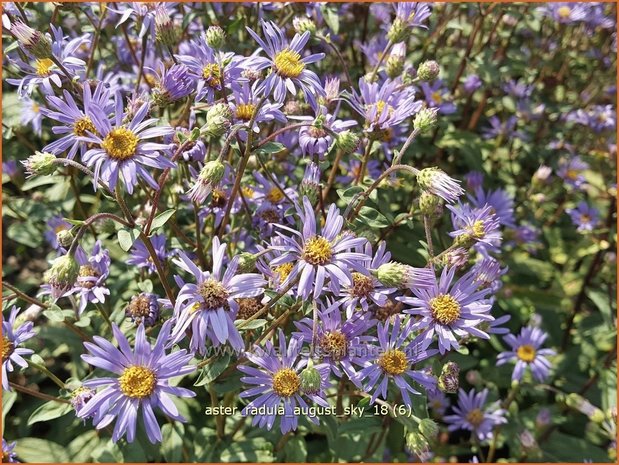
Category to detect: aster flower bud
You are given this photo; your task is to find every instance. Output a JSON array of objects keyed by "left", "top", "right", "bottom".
[
  {"left": 70, "top": 386, "right": 95, "bottom": 416},
  {"left": 535, "top": 408, "right": 551, "bottom": 430},
  {"left": 242, "top": 68, "right": 264, "bottom": 82},
  {"left": 237, "top": 252, "right": 258, "bottom": 273},
  {"left": 418, "top": 418, "right": 439, "bottom": 440},
  {"left": 56, "top": 229, "right": 74, "bottom": 249},
  {"left": 372, "top": 262, "right": 435, "bottom": 290},
  {"left": 202, "top": 103, "right": 232, "bottom": 138},
  {"left": 413, "top": 107, "right": 439, "bottom": 134},
  {"left": 293, "top": 16, "right": 316, "bottom": 35},
  {"left": 387, "top": 18, "right": 409, "bottom": 43},
  {"left": 336, "top": 130, "right": 361, "bottom": 155},
  {"left": 11, "top": 21, "right": 52, "bottom": 59},
  {"left": 154, "top": 7, "right": 177, "bottom": 47},
  {"left": 405, "top": 431, "right": 429, "bottom": 456},
  {"left": 532, "top": 165, "right": 552, "bottom": 185},
  {"left": 438, "top": 361, "right": 459, "bottom": 393},
  {"left": 47, "top": 254, "right": 79, "bottom": 299},
  {"left": 417, "top": 60, "right": 440, "bottom": 81},
  {"left": 126, "top": 293, "right": 160, "bottom": 327},
  {"left": 519, "top": 430, "right": 540, "bottom": 457},
  {"left": 565, "top": 393, "right": 605, "bottom": 422},
  {"left": 300, "top": 163, "right": 321, "bottom": 205},
  {"left": 416, "top": 167, "right": 464, "bottom": 203},
  {"left": 300, "top": 360, "right": 322, "bottom": 395},
  {"left": 22, "top": 151, "right": 57, "bottom": 177},
  {"left": 205, "top": 25, "right": 226, "bottom": 50},
  {"left": 418, "top": 192, "right": 444, "bottom": 219},
  {"left": 437, "top": 247, "right": 469, "bottom": 269},
  {"left": 386, "top": 55, "right": 405, "bottom": 79},
  {"left": 188, "top": 159, "right": 226, "bottom": 204}
]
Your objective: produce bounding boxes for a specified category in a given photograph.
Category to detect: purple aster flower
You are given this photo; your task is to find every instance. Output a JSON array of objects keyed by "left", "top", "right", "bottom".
[
  {"left": 467, "top": 257, "right": 507, "bottom": 293},
  {"left": 427, "top": 388, "right": 450, "bottom": 418},
  {"left": 357, "top": 316, "right": 437, "bottom": 407},
  {"left": 170, "top": 237, "right": 266, "bottom": 353},
  {"left": 557, "top": 156, "right": 589, "bottom": 189},
  {"left": 297, "top": 105, "right": 356, "bottom": 159},
  {"left": 246, "top": 20, "right": 325, "bottom": 106},
  {"left": 448, "top": 203, "right": 502, "bottom": 252},
  {"left": 497, "top": 326, "right": 555, "bottom": 382},
  {"left": 40, "top": 83, "right": 112, "bottom": 159},
  {"left": 348, "top": 78, "right": 422, "bottom": 134},
  {"left": 19, "top": 96, "right": 43, "bottom": 136},
  {"left": 293, "top": 300, "right": 375, "bottom": 381},
  {"left": 337, "top": 241, "right": 396, "bottom": 318},
  {"left": 6, "top": 25, "right": 88, "bottom": 97},
  {"left": 125, "top": 293, "right": 161, "bottom": 327},
  {"left": 250, "top": 170, "right": 295, "bottom": 207},
  {"left": 1, "top": 439, "right": 18, "bottom": 463},
  {"left": 239, "top": 330, "right": 330, "bottom": 433},
  {"left": 469, "top": 187, "right": 516, "bottom": 228},
  {"left": 567, "top": 202, "right": 600, "bottom": 232},
  {"left": 463, "top": 74, "right": 483, "bottom": 94},
  {"left": 391, "top": 3, "right": 432, "bottom": 29},
  {"left": 336, "top": 158, "right": 383, "bottom": 184},
  {"left": 465, "top": 171, "right": 484, "bottom": 191},
  {"left": 487, "top": 314, "right": 512, "bottom": 335},
  {"left": 420, "top": 80, "right": 456, "bottom": 114},
  {"left": 444, "top": 388, "right": 507, "bottom": 441},
  {"left": 73, "top": 240, "right": 111, "bottom": 315},
  {"left": 503, "top": 79, "right": 534, "bottom": 99},
  {"left": 177, "top": 36, "right": 242, "bottom": 103},
  {"left": 537, "top": 3, "right": 588, "bottom": 24},
  {"left": 482, "top": 115, "right": 526, "bottom": 140},
  {"left": 270, "top": 197, "right": 369, "bottom": 300},
  {"left": 81, "top": 95, "right": 175, "bottom": 194},
  {"left": 150, "top": 63, "right": 196, "bottom": 105},
  {"left": 567, "top": 104, "right": 616, "bottom": 133},
  {"left": 3, "top": 160, "right": 18, "bottom": 179},
  {"left": 127, "top": 234, "right": 169, "bottom": 274},
  {"left": 164, "top": 127, "right": 206, "bottom": 162},
  {"left": 2, "top": 306, "right": 36, "bottom": 391},
  {"left": 78, "top": 321, "right": 195, "bottom": 444},
  {"left": 398, "top": 267, "right": 494, "bottom": 354},
  {"left": 229, "top": 82, "right": 286, "bottom": 139}
]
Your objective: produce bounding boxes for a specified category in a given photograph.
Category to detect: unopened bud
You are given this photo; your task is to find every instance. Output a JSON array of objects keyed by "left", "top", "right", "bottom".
[
  {"left": 188, "top": 159, "right": 226, "bottom": 204},
  {"left": 47, "top": 254, "right": 79, "bottom": 299},
  {"left": 418, "top": 192, "right": 443, "bottom": 219},
  {"left": 300, "top": 163, "right": 321, "bottom": 205},
  {"left": 336, "top": 130, "right": 361, "bottom": 155},
  {"left": 202, "top": 103, "right": 232, "bottom": 138},
  {"left": 418, "top": 418, "right": 439, "bottom": 441},
  {"left": 11, "top": 21, "right": 52, "bottom": 59},
  {"left": 438, "top": 361, "right": 459, "bottom": 393},
  {"left": 300, "top": 361, "right": 322, "bottom": 395},
  {"left": 293, "top": 16, "right": 316, "bottom": 35},
  {"left": 70, "top": 386, "right": 95, "bottom": 416},
  {"left": 416, "top": 167, "right": 464, "bottom": 203},
  {"left": 205, "top": 25, "right": 226, "bottom": 50},
  {"left": 372, "top": 262, "right": 435, "bottom": 290},
  {"left": 417, "top": 60, "right": 440, "bottom": 82},
  {"left": 56, "top": 230, "right": 74, "bottom": 249},
  {"left": 405, "top": 431, "right": 429, "bottom": 456},
  {"left": 386, "top": 55, "right": 404, "bottom": 79},
  {"left": 387, "top": 18, "right": 409, "bottom": 43},
  {"left": 22, "top": 151, "right": 57, "bottom": 177},
  {"left": 237, "top": 253, "right": 258, "bottom": 273},
  {"left": 154, "top": 7, "right": 177, "bottom": 46},
  {"left": 413, "top": 107, "right": 439, "bottom": 134}
]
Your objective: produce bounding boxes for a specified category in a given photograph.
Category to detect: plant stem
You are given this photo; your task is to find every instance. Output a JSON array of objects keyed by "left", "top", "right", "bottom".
[{"left": 9, "top": 382, "right": 70, "bottom": 404}]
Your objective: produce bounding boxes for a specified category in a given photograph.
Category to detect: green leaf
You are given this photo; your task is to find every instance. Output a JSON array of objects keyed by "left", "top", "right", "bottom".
[
  {"left": 320, "top": 5, "right": 340, "bottom": 34},
  {"left": 257, "top": 142, "right": 286, "bottom": 154},
  {"left": 337, "top": 185, "right": 364, "bottom": 203},
  {"left": 284, "top": 436, "right": 307, "bottom": 462},
  {"left": 15, "top": 438, "right": 70, "bottom": 463},
  {"left": 220, "top": 438, "right": 274, "bottom": 462},
  {"left": 2, "top": 390, "right": 17, "bottom": 426},
  {"left": 195, "top": 354, "right": 231, "bottom": 386},
  {"left": 117, "top": 227, "right": 140, "bottom": 252},
  {"left": 27, "top": 401, "right": 73, "bottom": 425},
  {"left": 235, "top": 318, "right": 267, "bottom": 330},
  {"left": 357, "top": 206, "right": 390, "bottom": 228},
  {"left": 43, "top": 304, "right": 65, "bottom": 322},
  {"left": 161, "top": 423, "right": 185, "bottom": 462},
  {"left": 151, "top": 209, "right": 176, "bottom": 230}
]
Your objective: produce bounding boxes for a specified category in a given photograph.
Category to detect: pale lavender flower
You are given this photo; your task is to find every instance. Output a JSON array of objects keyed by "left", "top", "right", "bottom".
[
  {"left": 497, "top": 326, "right": 555, "bottom": 382},
  {"left": 444, "top": 388, "right": 507, "bottom": 441},
  {"left": 2, "top": 306, "right": 35, "bottom": 391},
  {"left": 567, "top": 202, "right": 600, "bottom": 232}
]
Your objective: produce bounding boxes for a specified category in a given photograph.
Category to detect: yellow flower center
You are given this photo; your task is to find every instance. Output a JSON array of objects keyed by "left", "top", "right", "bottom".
[
  {"left": 466, "top": 408, "right": 484, "bottom": 427},
  {"left": 378, "top": 349, "right": 408, "bottom": 376},
  {"left": 211, "top": 189, "right": 227, "bottom": 208},
  {"left": 431, "top": 91, "right": 443, "bottom": 104},
  {"left": 35, "top": 58, "right": 55, "bottom": 76},
  {"left": 274, "top": 48, "right": 305, "bottom": 78},
  {"left": 517, "top": 344, "right": 536, "bottom": 363},
  {"left": 272, "top": 368, "right": 301, "bottom": 397},
  {"left": 235, "top": 103, "right": 256, "bottom": 121},
  {"left": 32, "top": 102, "right": 40, "bottom": 113},
  {"left": 266, "top": 187, "right": 285, "bottom": 203},
  {"left": 242, "top": 186, "right": 255, "bottom": 198},
  {"left": 302, "top": 235, "right": 332, "bottom": 266},
  {"left": 101, "top": 127, "right": 139, "bottom": 160},
  {"left": 54, "top": 224, "right": 68, "bottom": 234},
  {"left": 73, "top": 116, "right": 97, "bottom": 137},
  {"left": 236, "top": 297, "right": 262, "bottom": 320},
  {"left": 580, "top": 214, "right": 591, "bottom": 223},
  {"left": 198, "top": 278, "right": 230, "bottom": 310},
  {"left": 430, "top": 294, "right": 461, "bottom": 325},
  {"left": 2, "top": 336, "right": 15, "bottom": 362},
  {"left": 566, "top": 169, "right": 579, "bottom": 180},
  {"left": 118, "top": 365, "right": 157, "bottom": 399},
  {"left": 78, "top": 264, "right": 99, "bottom": 289},
  {"left": 127, "top": 295, "right": 152, "bottom": 319},
  {"left": 350, "top": 272, "right": 374, "bottom": 298},
  {"left": 202, "top": 63, "right": 222, "bottom": 88},
  {"left": 320, "top": 330, "right": 348, "bottom": 361},
  {"left": 557, "top": 6, "right": 571, "bottom": 18},
  {"left": 273, "top": 262, "right": 294, "bottom": 282},
  {"left": 469, "top": 220, "right": 486, "bottom": 238}
]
